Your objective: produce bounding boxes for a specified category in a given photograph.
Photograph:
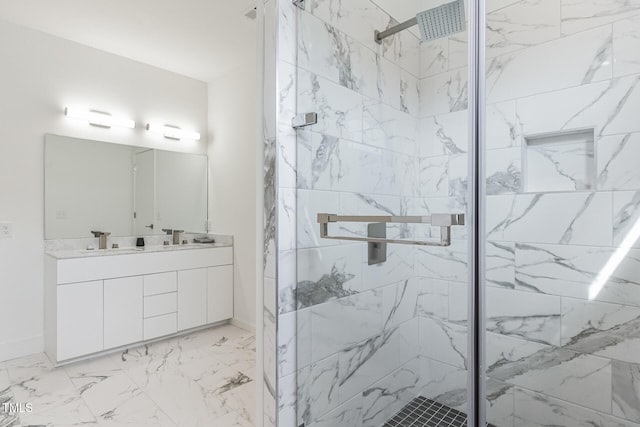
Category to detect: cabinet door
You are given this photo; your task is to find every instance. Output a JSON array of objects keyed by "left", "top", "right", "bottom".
[
  {"left": 57, "top": 281, "right": 103, "bottom": 361},
  {"left": 104, "top": 276, "right": 143, "bottom": 349},
  {"left": 207, "top": 265, "right": 233, "bottom": 323},
  {"left": 177, "top": 268, "right": 207, "bottom": 331}
]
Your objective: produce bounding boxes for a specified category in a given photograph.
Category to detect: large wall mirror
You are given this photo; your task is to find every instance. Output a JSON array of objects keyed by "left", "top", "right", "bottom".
[{"left": 44, "top": 134, "right": 207, "bottom": 239}]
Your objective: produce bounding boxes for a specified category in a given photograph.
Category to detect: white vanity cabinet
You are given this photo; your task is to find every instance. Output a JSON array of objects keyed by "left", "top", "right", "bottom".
[
  {"left": 208, "top": 265, "right": 233, "bottom": 323},
  {"left": 143, "top": 272, "right": 178, "bottom": 340},
  {"left": 178, "top": 268, "right": 208, "bottom": 331},
  {"left": 56, "top": 280, "right": 104, "bottom": 360},
  {"left": 104, "top": 276, "right": 144, "bottom": 349},
  {"left": 45, "top": 245, "right": 233, "bottom": 364}
]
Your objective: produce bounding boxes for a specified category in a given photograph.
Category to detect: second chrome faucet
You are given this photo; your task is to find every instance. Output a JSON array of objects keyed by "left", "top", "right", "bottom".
[
  {"left": 162, "top": 228, "right": 185, "bottom": 245},
  {"left": 91, "top": 230, "right": 111, "bottom": 249}
]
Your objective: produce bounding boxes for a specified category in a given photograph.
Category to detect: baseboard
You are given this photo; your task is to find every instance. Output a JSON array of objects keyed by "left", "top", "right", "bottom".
[
  {"left": 0, "top": 335, "right": 43, "bottom": 363},
  {"left": 230, "top": 317, "right": 256, "bottom": 333}
]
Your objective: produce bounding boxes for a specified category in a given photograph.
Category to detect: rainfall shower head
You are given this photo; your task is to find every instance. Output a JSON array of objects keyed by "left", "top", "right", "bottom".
[
  {"left": 417, "top": 0, "right": 466, "bottom": 42},
  {"left": 374, "top": 0, "right": 466, "bottom": 44}
]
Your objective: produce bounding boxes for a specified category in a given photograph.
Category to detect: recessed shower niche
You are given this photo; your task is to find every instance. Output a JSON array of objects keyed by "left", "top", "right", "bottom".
[{"left": 523, "top": 128, "right": 595, "bottom": 193}]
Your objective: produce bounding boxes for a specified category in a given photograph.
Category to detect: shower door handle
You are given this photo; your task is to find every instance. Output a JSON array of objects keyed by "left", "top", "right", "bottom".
[{"left": 317, "top": 213, "right": 464, "bottom": 247}]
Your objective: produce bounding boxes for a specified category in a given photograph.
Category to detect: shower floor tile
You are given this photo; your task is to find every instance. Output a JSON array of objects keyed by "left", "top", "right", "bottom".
[{"left": 384, "top": 396, "right": 495, "bottom": 427}]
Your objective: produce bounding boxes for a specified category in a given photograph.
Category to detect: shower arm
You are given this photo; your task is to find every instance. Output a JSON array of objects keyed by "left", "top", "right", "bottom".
[
  {"left": 374, "top": 17, "right": 418, "bottom": 44},
  {"left": 317, "top": 213, "right": 465, "bottom": 247}
]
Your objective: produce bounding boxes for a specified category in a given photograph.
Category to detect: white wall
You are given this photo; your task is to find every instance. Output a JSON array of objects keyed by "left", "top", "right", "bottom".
[
  {"left": 208, "top": 58, "right": 258, "bottom": 329},
  {"left": 0, "top": 21, "right": 208, "bottom": 361}
]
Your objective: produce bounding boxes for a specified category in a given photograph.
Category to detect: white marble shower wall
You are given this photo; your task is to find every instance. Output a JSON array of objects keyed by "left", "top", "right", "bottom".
[
  {"left": 418, "top": 0, "right": 640, "bottom": 426},
  {"left": 271, "top": 0, "right": 437, "bottom": 426}
]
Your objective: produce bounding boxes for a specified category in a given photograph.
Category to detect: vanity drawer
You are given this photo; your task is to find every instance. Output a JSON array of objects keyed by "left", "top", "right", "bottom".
[
  {"left": 144, "top": 272, "right": 177, "bottom": 296},
  {"left": 144, "top": 313, "right": 177, "bottom": 340},
  {"left": 144, "top": 292, "right": 177, "bottom": 318}
]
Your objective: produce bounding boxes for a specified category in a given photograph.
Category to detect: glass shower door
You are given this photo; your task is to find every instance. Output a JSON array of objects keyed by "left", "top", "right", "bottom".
[
  {"left": 482, "top": 0, "right": 640, "bottom": 425},
  {"left": 284, "top": 1, "right": 473, "bottom": 426}
]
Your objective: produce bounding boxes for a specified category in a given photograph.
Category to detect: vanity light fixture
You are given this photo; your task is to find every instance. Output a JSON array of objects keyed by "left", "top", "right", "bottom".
[
  {"left": 64, "top": 107, "right": 135, "bottom": 129},
  {"left": 146, "top": 123, "right": 201, "bottom": 141}
]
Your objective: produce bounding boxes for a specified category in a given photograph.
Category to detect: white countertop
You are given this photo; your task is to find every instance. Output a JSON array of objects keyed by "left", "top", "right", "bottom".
[{"left": 46, "top": 242, "right": 232, "bottom": 260}]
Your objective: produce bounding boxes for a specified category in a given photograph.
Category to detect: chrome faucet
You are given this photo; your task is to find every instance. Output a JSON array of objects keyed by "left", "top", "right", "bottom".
[
  {"left": 91, "top": 231, "right": 111, "bottom": 249},
  {"left": 173, "top": 230, "right": 184, "bottom": 245},
  {"left": 162, "top": 228, "right": 184, "bottom": 244}
]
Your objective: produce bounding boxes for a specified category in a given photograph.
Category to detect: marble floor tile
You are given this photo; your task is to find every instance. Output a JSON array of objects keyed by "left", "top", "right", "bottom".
[
  {"left": 0, "top": 324, "right": 256, "bottom": 427},
  {"left": 201, "top": 411, "right": 254, "bottom": 427},
  {"left": 93, "top": 392, "right": 178, "bottom": 427},
  {"left": 0, "top": 372, "right": 19, "bottom": 427},
  {"left": 143, "top": 373, "right": 230, "bottom": 427},
  {"left": 219, "top": 381, "right": 257, "bottom": 425},
  {"left": 64, "top": 356, "right": 123, "bottom": 395},
  {"left": 10, "top": 367, "right": 80, "bottom": 416},
  {"left": 205, "top": 334, "right": 256, "bottom": 375},
  {"left": 16, "top": 396, "right": 97, "bottom": 426},
  {"left": 4, "top": 353, "right": 54, "bottom": 385}
]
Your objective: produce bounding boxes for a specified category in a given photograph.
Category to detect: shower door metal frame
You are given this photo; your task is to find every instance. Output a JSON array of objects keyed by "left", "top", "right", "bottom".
[{"left": 467, "top": 0, "right": 487, "bottom": 426}]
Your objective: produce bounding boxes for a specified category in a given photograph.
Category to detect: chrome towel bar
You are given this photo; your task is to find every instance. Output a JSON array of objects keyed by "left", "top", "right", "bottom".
[{"left": 317, "top": 213, "right": 465, "bottom": 247}]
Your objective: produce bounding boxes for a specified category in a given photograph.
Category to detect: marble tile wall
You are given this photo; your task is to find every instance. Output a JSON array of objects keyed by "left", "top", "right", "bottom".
[
  {"left": 268, "top": 0, "right": 435, "bottom": 426},
  {"left": 265, "top": 0, "right": 640, "bottom": 425},
  {"left": 416, "top": 0, "right": 640, "bottom": 425},
  {"left": 262, "top": 0, "right": 278, "bottom": 426}
]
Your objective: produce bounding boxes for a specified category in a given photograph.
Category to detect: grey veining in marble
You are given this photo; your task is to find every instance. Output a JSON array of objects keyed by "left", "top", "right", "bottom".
[
  {"left": 488, "top": 192, "right": 612, "bottom": 246},
  {"left": 563, "top": 313, "right": 640, "bottom": 359},
  {"left": 1, "top": 326, "right": 255, "bottom": 427},
  {"left": 488, "top": 337, "right": 612, "bottom": 411},
  {"left": 526, "top": 139, "right": 594, "bottom": 192},
  {"left": 614, "top": 14, "right": 640, "bottom": 78},
  {"left": 328, "top": 25, "right": 358, "bottom": 91},
  {"left": 613, "top": 361, "right": 640, "bottom": 422},
  {"left": 338, "top": 283, "right": 418, "bottom": 387},
  {"left": 295, "top": 268, "right": 357, "bottom": 309},
  {"left": 0, "top": 384, "right": 19, "bottom": 427},
  {"left": 488, "top": 326, "right": 614, "bottom": 380},
  {"left": 582, "top": 33, "right": 614, "bottom": 84},
  {"left": 264, "top": 137, "right": 277, "bottom": 273},
  {"left": 486, "top": 26, "right": 613, "bottom": 103},
  {"left": 598, "top": 133, "right": 640, "bottom": 190},
  {"left": 560, "top": 192, "right": 597, "bottom": 244},
  {"left": 487, "top": 163, "right": 522, "bottom": 195},
  {"left": 486, "top": 241, "right": 516, "bottom": 289},
  {"left": 486, "top": 379, "right": 515, "bottom": 427},
  {"left": 434, "top": 116, "right": 466, "bottom": 155},
  {"left": 361, "top": 359, "right": 420, "bottom": 427},
  {"left": 561, "top": 0, "right": 640, "bottom": 35},
  {"left": 515, "top": 242, "right": 640, "bottom": 307},
  {"left": 311, "top": 134, "right": 340, "bottom": 187},
  {"left": 614, "top": 190, "right": 640, "bottom": 244},
  {"left": 515, "top": 387, "right": 640, "bottom": 427}
]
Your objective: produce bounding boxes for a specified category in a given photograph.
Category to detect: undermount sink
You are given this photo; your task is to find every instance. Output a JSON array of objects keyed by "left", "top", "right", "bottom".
[
  {"left": 78, "top": 243, "right": 218, "bottom": 256},
  {"left": 86, "top": 247, "right": 144, "bottom": 254},
  {"left": 46, "top": 236, "right": 232, "bottom": 260}
]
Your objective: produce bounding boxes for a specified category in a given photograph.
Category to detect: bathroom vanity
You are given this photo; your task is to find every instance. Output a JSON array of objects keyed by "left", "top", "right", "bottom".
[{"left": 44, "top": 243, "right": 233, "bottom": 364}]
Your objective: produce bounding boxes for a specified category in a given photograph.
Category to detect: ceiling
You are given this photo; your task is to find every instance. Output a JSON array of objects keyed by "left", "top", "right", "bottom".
[{"left": 0, "top": 0, "right": 257, "bottom": 83}]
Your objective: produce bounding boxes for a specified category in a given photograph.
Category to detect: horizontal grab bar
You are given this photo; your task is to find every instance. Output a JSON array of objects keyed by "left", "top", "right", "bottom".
[
  {"left": 317, "top": 213, "right": 464, "bottom": 226},
  {"left": 317, "top": 213, "right": 465, "bottom": 247}
]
